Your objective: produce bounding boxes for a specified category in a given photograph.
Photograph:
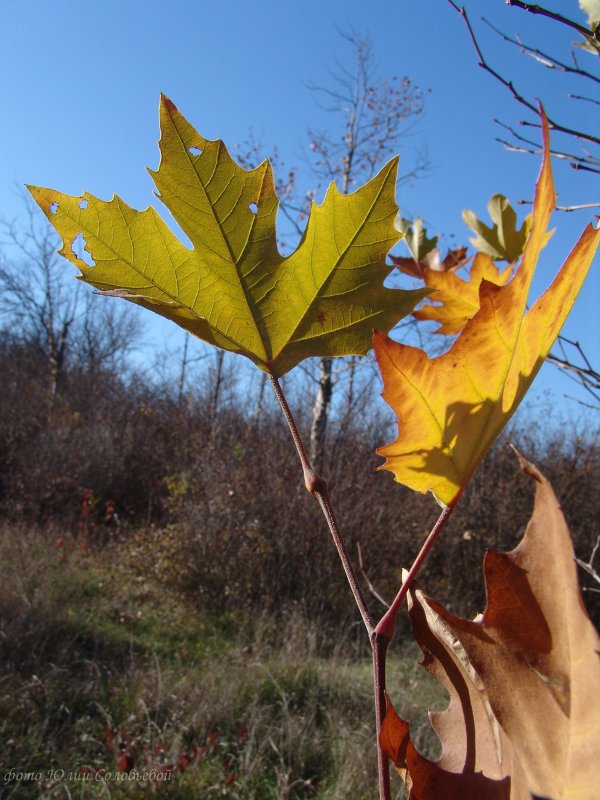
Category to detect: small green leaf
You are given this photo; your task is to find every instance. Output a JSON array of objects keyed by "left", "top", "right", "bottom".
[
  {"left": 580, "top": 0, "right": 600, "bottom": 28},
  {"left": 462, "top": 194, "right": 532, "bottom": 262},
  {"left": 29, "top": 95, "right": 427, "bottom": 377},
  {"left": 578, "top": 0, "right": 600, "bottom": 51},
  {"left": 395, "top": 215, "right": 438, "bottom": 264}
]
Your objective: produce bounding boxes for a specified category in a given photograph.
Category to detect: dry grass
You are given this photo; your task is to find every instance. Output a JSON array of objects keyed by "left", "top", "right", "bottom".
[{"left": 0, "top": 524, "right": 445, "bottom": 800}]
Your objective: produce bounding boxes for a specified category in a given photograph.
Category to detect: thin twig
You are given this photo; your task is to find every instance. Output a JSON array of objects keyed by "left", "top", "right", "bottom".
[
  {"left": 376, "top": 504, "right": 456, "bottom": 640},
  {"left": 357, "top": 543, "right": 391, "bottom": 609},
  {"left": 483, "top": 17, "right": 600, "bottom": 84},
  {"left": 570, "top": 94, "right": 600, "bottom": 106},
  {"left": 576, "top": 558, "right": 600, "bottom": 584},
  {"left": 496, "top": 137, "right": 600, "bottom": 174},
  {"left": 546, "top": 336, "right": 600, "bottom": 403},
  {"left": 576, "top": 536, "right": 600, "bottom": 586},
  {"left": 447, "top": 1, "right": 600, "bottom": 147},
  {"left": 268, "top": 372, "right": 395, "bottom": 798},
  {"left": 547, "top": 352, "right": 600, "bottom": 383},
  {"left": 570, "top": 162, "right": 600, "bottom": 175},
  {"left": 494, "top": 119, "right": 600, "bottom": 168},
  {"left": 516, "top": 199, "right": 600, "bottom": 211},
  {"left": 268, "top": 373, "right": 374, "bottom": 633},
  {"left": 315, "top": 489, "right": 375, "bottom": 634},
  {"left": 372, "top": 632, "right": 391, "bottom": 800},
  {"left": 505, "top": 0, "right": 599, "bottom": 47},
  {"left": 369, "top": 502, "right": 458, "bottom": 799}
]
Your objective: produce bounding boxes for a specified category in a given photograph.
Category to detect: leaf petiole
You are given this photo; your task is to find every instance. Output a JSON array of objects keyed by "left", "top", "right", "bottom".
[
  {"left": 268, "top": 373, "right": 374, "bottom": 634},
  {"left": 376, "top": 503, "right": 456, "bottom": 641}
]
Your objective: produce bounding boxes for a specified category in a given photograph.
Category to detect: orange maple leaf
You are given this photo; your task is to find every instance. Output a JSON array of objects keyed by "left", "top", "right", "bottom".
[
  {"left": 412, "top": 253, "right": 512, "bottom": 335},
  {"left": 374, "top": 116, "right": 600, "bottom": 506}
]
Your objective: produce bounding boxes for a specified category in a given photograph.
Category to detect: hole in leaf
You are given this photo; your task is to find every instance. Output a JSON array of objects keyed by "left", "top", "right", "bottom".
[
  {"left": 49, "top": 202, "right": 59, "bottom": 215},
  {"left": 189, "top": 146, "right": 202, "bottom": 157},
  {"left": 70, "top": 232, "right": 96, "bottom": 267},
  {"left": 79, "top": 198, "right": 88, "bottom": 210},
  {"left": 248, "top": 203, "right": 258, "bottom": 214}
]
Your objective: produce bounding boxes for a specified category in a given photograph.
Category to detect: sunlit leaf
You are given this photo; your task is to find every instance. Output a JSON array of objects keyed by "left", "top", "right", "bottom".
[
  {"left": 413, "top": 253, "right": 512, "bottom": 335},
  {"left": 392, "top": 216, "right": 469, "bottom": 278},
  {"left": 462, "top": 195, "right": 532, "bottom": 263},
  {"left": 374, "top": 116, "right": 600, "bottom": 505},
  {"left": 395, "top": 216, "right": 438, "bottom": 266},
  {"left": 578, "top": 1, "right": 600, "bottom": 52},
  {"left": 580, "top": 0, "right": 600, "bottom": 26},
  {"left": 28, "top": 96, "right": 427, "bottom": 377}
]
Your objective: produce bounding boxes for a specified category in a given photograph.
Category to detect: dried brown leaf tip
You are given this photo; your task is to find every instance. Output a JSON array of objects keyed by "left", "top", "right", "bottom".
[{"left": 383, "top": 455, "right": 600, "bottom": 800}]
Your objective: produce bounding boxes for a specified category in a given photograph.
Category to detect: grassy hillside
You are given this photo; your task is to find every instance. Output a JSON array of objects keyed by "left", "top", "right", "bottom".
[{"left": 0, "top": 524, "right": 445, "bottom": 799}]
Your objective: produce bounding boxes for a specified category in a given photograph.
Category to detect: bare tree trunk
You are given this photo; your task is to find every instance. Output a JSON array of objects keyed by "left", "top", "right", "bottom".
[
  {"left": 309, "top": 357, "right": 333, "bottom": 473},
  {"left": 47, "top": 318, "right": 71, "bottom": 401},
  {"left": 209, "top": 349, "right": 225, "bottom": 425},
  {"left": 344, "top": 356, "right": 356, "bottom": 421},
  {"left": 252, "top": 371, "right": 268, "bottom": 430},
  {"left": 177, "top": 332, "right": 190, "bottom": 404}
]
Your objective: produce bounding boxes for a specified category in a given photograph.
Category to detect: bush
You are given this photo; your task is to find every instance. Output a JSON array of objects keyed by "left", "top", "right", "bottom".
[{"left": 1, "top": 335, "right": 598, "bottom": 628}]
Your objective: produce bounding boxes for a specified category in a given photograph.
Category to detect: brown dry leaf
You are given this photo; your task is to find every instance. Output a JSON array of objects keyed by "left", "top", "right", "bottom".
[
  {"left": 391, "top": 246, "right": 470, "bottom": 280},
  {"left": 382, "top": 456, "right": 600, "bottom": 799},
  {"left": 381, "top": 689, "right": 514, "bottom": 800},
  {"left": 381, "top": 587, "right": 516, "bottom": 800}
]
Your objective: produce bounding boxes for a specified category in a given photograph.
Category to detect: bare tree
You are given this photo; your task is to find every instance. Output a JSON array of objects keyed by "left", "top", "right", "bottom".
[
  {"left": 71, "top": 291, "right": 142, "bottom": 377},
  {"left": 0, "top": 195, "right": 141, "bottom": 401},
  {"left": 302, "top": 31, "right": 430, "bottom": 472}
]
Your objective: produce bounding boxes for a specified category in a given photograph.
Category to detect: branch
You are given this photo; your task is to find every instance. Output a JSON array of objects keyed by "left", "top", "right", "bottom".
[
  {"left": 268, "top": 373, "right": 394, "bottom": 799},
  {"left": 569, "top": 162, "right": 600, "bottom": 175},
  {"left": 447, "top": 2, "right": 600, "bottom": 147},
  {"left": 519, "top": 118, "right": 600, "bottom": 148},
  {"left": 484, "top": 17, "right": 600, "bottom": 85},
  {"left": 576, "top": 536, "right": 600, "bottom": 586},
  {"left": 357, "top": 543, "right": 390, "bottom": 609},
  {"left": 376, "top": 503, "right": 456, "bottom": 641},
  {"left": 505, "top": 1, "right": 600, "bottom": 47},
  {"left": 498, "top": 134, "right": 600, "bottom": 174},
  {"left": 547, "top": 336, "right": 600, "bottom": 403},
  {"left": 494, "top": 118, "right": 600, "bottom": 169},
  {"left": 514, "top": 196, "right": 600, "bottom": 211},
  {"left": 268, "top": 374, "right": 374, "bottom": 634},
  {"left": 570, "top": 93, "right": 600, "bottom": 106}
]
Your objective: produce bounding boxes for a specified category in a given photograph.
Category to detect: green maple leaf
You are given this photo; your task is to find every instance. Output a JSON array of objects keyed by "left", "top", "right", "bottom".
[
  {"left": 462, "top": 194, "right": 532, "bottom": 262},
  {"left": 579, "top": 0, "right": 600, "bottom": 52},
  {"left": 28, "top": 95, "right": 427, "bottom": 377},
  {"left": 395, "top": 215, "right": 438, "bottom": 264},
  {"left": 580, "top": 0, "right": 600, "bottom": 25}
]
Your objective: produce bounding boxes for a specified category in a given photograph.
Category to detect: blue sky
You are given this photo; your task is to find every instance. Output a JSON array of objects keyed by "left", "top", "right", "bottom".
[{"left": 1, "top": 0, "right": 598, "bottom": 415}]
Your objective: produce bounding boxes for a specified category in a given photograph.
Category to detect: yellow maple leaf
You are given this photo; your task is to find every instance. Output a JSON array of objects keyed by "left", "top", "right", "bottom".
[
  {"left": 413, "top": 253, "right": 512, "bottom": 335},
  {"left": 28, "top": 96, "right": 427, "bottom": 377},
  {"left": 374, "top": 117, "right": 600, "bottom": 506}
]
